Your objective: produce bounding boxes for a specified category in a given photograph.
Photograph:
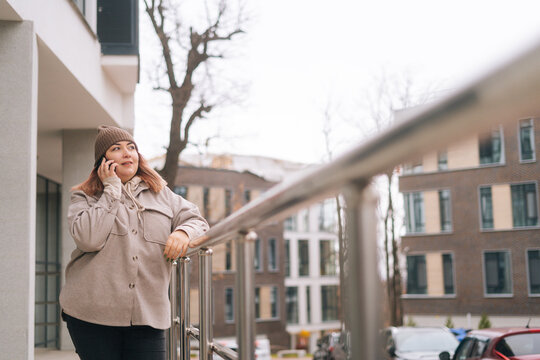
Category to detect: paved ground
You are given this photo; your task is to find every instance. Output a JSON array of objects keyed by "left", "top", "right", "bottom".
[
  {"left": 34, "top": 348, "right": 313, "bottom": 359},
  {"left": 35, "top": 349, "right": 79, "bottom": 360}
]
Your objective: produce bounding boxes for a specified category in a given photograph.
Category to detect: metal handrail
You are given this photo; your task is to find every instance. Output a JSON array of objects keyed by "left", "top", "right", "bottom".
[
  {"left": 186, "top": 37, "right": 540, "bottom": 255},
  {"left": 169, "top": 36, "right": 540, "bottom": 360}
]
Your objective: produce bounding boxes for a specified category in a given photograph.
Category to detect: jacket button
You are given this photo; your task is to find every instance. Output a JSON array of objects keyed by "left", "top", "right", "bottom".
[
  {"left": 129, "top": 283, "right": 135, "bottom": 289},
  {"left": 132, "top": 256, "right": 138, "bottom": 261},
  {"left": 131, "top": 229, "right": 138, "bottom": 235}
]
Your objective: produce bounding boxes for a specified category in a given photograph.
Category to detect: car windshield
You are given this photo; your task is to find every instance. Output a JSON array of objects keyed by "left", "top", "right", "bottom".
[
  {"left": 495, "top": 333, "right": 540, "bottom": 356},
  {"left": 395, "top": 329, "right": 459, "bottom": 353}
]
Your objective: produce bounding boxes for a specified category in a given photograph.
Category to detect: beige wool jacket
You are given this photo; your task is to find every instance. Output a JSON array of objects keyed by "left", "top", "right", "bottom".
[{"left": 60, "top": 179, "right": 208, "bottom": 329}]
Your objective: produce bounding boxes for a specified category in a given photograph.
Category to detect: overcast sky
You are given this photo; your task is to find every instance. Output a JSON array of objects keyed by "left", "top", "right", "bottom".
[{"left": 134, "top": 0, "right": 540, "bottom": 165}]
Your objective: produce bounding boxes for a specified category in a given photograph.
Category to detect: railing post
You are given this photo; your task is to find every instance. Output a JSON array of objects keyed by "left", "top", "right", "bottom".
[
  {"left": 343, "top": 183, "right": 381, "bottom": 359},
  {"left": 235, "top": 231, "right": 256, "bottom": 360},
  {"left": 169, "top": 260, "right": 179, "bottom": 360},
  {"left": 199, "top": 248, "right": 214, "bottom": 360},
  {"left": 179, "top": 257, "right": 191, "bottom": 360}
]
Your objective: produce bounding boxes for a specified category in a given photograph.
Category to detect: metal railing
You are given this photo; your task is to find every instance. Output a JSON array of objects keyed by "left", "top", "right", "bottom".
[{"left": 168, "top": 37, "right": 540, "bottom": 359}]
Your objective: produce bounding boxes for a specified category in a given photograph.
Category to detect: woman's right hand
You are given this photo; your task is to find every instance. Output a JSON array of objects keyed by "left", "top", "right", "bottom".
[{"left": 97, "top": 158, "right": 119, "bottom": 182}]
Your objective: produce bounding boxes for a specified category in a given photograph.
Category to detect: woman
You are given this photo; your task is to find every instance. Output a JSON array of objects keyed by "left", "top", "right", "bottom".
[{"left": 60, "top": 125, "right": 209, "bottom": 360}]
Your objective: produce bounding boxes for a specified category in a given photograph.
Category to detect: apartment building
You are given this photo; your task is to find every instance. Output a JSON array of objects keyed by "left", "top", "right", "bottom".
[
  {"left": 0, "top": 1, "right": 139, "bottom": 358},
  {"left": 283, "top": 199, "right": 341, "bottom": 352},
  {"left": 400, "top": 118, "right": 540, "bottom": 327},
  {"left": 174, "top": 166, "right": 289, "bottom": 349},
  {"left": 174, "top": 153, "right": 342, "bottom": 352}
]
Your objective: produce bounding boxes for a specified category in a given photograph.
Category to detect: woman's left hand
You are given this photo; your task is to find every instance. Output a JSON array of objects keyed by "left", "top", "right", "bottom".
[{"left": 164, "top": 230, "right": 190, "bottom": 261}]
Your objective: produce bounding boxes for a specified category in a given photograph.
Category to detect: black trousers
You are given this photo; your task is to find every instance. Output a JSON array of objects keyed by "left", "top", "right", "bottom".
[{"left": 63, "top": 312, "right": 167, "bottom": 360}]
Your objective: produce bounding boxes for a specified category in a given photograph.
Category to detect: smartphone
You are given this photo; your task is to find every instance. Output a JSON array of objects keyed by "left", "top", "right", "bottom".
[{"left": 94, "top": 156, "right": 116, "bottom": 172}]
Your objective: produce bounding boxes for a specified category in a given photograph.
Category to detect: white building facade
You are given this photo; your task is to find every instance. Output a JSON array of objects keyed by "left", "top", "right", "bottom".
[
  {"left": 283, "top": 200, "right": 342, "bottom": 352},
  {"left": 175, "top": 153, "right": 343, "bottom": 352},
  {"left": 0, "top": 0, "right": 139, "bottom": 358}
]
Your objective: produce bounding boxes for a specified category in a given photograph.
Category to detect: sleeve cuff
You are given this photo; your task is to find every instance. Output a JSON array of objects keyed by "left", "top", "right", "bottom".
[
  {"left": 175, "top": 226, "right": 195, "bottom": 240},
  {"left": 103, "top": 177, "right": 122, "bottom": 200}
]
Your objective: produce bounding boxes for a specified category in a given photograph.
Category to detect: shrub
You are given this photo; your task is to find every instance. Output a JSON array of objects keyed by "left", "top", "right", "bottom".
[
  {"left": 406, "top": 316, "right": 417, "bottom": 327},
  {"left": 478, "top": 313, "right": 492, "bottom": 329},
  {"left": 445, "top": 316, "right": 455, "bottom": 328}
]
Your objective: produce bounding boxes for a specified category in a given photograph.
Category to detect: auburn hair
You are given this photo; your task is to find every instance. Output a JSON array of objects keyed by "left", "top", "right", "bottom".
[{"left": 72, "top": 153, "right": 167, "bottom": 196}]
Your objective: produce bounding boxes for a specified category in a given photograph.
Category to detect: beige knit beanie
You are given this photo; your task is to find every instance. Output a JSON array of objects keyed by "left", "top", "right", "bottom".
[{"left": 94, "top": 125, "right": 137, "bottom": 162}]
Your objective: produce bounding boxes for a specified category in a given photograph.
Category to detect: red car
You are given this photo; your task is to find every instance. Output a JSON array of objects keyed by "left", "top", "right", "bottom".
[{"left": 439, "top": 327, "right": 540, "bottom": 360}]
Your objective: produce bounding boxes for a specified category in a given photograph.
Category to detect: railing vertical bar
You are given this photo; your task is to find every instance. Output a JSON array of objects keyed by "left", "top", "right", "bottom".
[
  {"left": 199, "top": 248, "right": 214, "bottom": 360},
  {"left": 235, "top": 231, "right": 256, "bottom": 360},
  {"left": 169, "top": 260, "right": 179, "bottom": 360},
  {"left": 343, "top": 183, "right": 381, "bottom": 359},
  {"left": 179, "top": 257, "right": 191, "bottom": 360}
]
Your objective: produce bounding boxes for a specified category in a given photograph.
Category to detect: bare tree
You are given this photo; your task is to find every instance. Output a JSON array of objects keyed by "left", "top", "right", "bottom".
[
  {"left": 321, "top": 100, "right": 349, "bottom": 332},
  {"left": 363, "top": 71, "right": 436, "bottom": 326},
  {"left": 143, "top": 0, "right": 247, "bottom": 187}
]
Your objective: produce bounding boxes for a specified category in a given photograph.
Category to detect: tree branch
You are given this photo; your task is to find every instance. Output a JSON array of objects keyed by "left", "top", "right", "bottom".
[
  {"left": 145, "top": 0, "right": 178, "bottom": 89},
  {"left": 183, "top": 101, "right": 213, "bottom": 143}
]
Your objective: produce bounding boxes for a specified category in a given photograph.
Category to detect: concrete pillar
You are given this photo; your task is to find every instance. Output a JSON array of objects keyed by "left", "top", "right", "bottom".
[
  {"left": 0, "top": 21, "right": 38, "bottom": 360},
  {"left": 60, "top": 129, "right": 96, "bottom": 349}
]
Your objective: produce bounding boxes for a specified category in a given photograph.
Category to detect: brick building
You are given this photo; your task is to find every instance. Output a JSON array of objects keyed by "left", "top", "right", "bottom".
[
  {"left": 172, "top": 154, "right": 342, "bottom": 352},
  {"left": 173, "top": 166, "right": 289, "bottom": 349},
  {"left": 399, "top": 118, "right": 540, "bottom": 328}
]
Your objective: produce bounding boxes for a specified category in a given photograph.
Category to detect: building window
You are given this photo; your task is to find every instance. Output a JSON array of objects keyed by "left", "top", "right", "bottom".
[
  {"left": 225, "top": 189, "right": 232, "bottom": 216},
  {"left": 225, "top": 288, "right": 234, "bottom": 323},
  {"left": 173, "top": 185, "right": 188, "bottom": 198},
  {"left": 442, "top": 254, "right": 455, "bottom": 295},
  {"left": 255, "top": 286, "right": 278, "bottom": 320},
  {"left": 97, "top": 0, "right": 139, "bottom": 55},
  {"left": 255, "top": 287, "right": 260, "bottom": 319},
  {"left": 404, "top": 192, "right": 425, "bottom": 234},
  {"left": 321, "top": 285, "right": 339, "bottom": 321},
  {"left": 284, "top": 239, "right": 290, "bottom": 277},
  {"left": 271, "top": 287, "right": 278, "bottom": 319},
  {"left": 286, "top": 287, "right": 298, "bottom": 324},
  {"left": 268, "top": 238, "right": 278, "bottom": 271},
  {"left": 479, "top": 126, "right": 503, "bottom": 165},
  {"left": 203, "top": 187, "right": 210, "bottom": 219},
  {"left": 519, "top": 119, "right": 535, "bottom": 162},
  {"left": 479, "top": 187, "right": 494, "bottom": 229},
  {"left": 284, "top": 216, "right": 297, "bottom": 231},
  {"left": 319, "top": 239, "right": 337, "bottom": 276},
  {"left": 406, "top": 255, "right": 427, "bottom": 295},
  {"left": 511, "top": 183, "right": 538, "bottom": 227},
  {"left": 301, "top": 209, "right": 310, "bottom": 232},
  {"left": 484, "top": 251, "right": 512, "bottom": 295},
  {"left": 225, "top": 242, "right": 233, "bottom": 271},
  {"left": 438, "top": 151, "right": 448, "bottom": 170},
  {"left": 439, "top": 190, "right": 452, "bottom": 232},
  {"left": 406, "top": 253, "right": 455, "bottom": 295},
  {"left": 319, "top": 199, "right": 336, "bottom": 232},
  {"left": 254, "top": 237, "right": 262, "bottom": 271},
  {"left": 527, "top": 250, "right": 540, "bottom": 295},
  {"left": 298, "top": 240, "right": 309, "bottom": 277},
  {"left": 306, "top": 286, "right": 311, "bottom": 323},
  {"left": 35, "top": 176, "right": 61, "bottom": 349},
  {"left": 244, "top": 190, "right": 251, "bottom": 204}
]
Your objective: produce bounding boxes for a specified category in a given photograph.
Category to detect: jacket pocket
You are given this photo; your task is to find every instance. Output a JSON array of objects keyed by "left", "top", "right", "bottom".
[{"left": 143, "top": 204, "right": 173, "bottom": 245}]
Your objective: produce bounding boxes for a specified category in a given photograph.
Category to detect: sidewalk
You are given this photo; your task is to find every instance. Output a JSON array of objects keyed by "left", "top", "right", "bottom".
[
  {"left": 35, "top": 348, "right": 78, "bottom": 360},
  {"left": 34, "top": 348, "right": 313, "bottom": 359}
]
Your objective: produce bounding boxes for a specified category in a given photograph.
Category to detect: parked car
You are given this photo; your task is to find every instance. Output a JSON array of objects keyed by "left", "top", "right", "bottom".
[
  {"left": 313, "top": 332, "right": 350, "bottom": 360},
  {"left": 439, "top": 327, "right": 540, "bottom": 360},
  {"left": 381, "top": 326, "right": 459, "bottom": 360},
  {"left": 449, "top": 328, "right": 471, "bottom": 342},
  {"left": 212, "top": 336, "right": 271, "bottom": 360}
]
